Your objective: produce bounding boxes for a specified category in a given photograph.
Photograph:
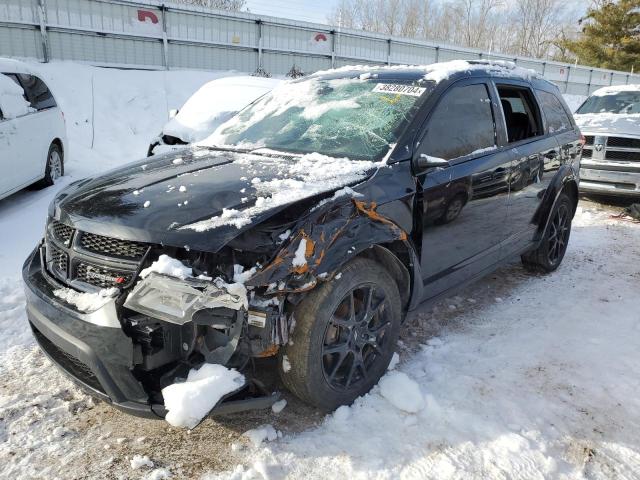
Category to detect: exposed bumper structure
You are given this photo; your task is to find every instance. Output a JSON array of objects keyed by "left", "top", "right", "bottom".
[{"left": 23, "top": 247, "right": 278, "bottom": 420}]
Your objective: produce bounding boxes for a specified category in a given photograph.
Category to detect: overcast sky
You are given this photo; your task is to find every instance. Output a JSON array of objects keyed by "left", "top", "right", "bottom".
[
  {"left": 244, "top": 0, "right": 588, "bottom": 29},
  {"left": 244, "top": 0, "right": 338, "bottom": 24}
]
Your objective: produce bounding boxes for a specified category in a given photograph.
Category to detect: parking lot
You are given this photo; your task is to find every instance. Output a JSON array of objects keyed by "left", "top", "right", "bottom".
[{"left": 1, "top": 61, "right": 639, "bottom": 479}]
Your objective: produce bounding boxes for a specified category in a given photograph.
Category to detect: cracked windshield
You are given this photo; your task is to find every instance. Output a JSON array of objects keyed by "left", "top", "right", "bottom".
[{"left": 211, "top": 77, "right": 433, "bottom": 160}]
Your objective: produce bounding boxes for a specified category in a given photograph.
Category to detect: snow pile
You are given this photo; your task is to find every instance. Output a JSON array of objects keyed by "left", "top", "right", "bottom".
[
  {"left": 130, "top": 455, "right": 154, "bottom": 470},
  {"left": 378, "top": 371, "right": 425, "bottom": 413},
  {"left": 204, "top": 206, "right": 640, "bottom": 479},
  {"left": 242, "top": 424, "right": 279, "bottom": 447},
  {"left": 16, "top": 61, "right": 238, "bottom": 178},
  {"left": 0, "top": 73, "right": 34, "bottom": 119},
  {"left": 181, "top": 152, "right": 377, "bottom": 232},
  {"left": 140, "top": 254, "right": 192, "bottom": 280},
  {"left": 591, "top": 84, "right": 640, "bottom": 97},
  {"left": 53, "top": 287, "right": 118, "bottom": 312},
  {"left": 271, "top": 399, "right": 287, "bottom": 414},
  {"left": 162, "top": 363, "right": 245, "bottom": 429},
  {"left": 162, "top": 76, "right": 280, "bottom": 144},
  {"left": 291, "top": 239, "right": 308, "bottom": 267}
]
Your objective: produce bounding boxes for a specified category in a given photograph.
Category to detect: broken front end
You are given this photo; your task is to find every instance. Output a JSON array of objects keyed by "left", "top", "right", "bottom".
[{"left": 23, "top": 196, "right": 408, "bottom": 419}]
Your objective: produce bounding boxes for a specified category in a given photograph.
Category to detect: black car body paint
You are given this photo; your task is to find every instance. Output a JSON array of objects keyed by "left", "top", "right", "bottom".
[{"left": 23, "top": 64, "right": 582, "bottom": 419}]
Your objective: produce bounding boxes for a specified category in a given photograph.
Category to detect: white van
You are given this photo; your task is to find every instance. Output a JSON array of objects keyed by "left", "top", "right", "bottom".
[{"left": 0, "top": 59, "right": 67, "bottom": 200}]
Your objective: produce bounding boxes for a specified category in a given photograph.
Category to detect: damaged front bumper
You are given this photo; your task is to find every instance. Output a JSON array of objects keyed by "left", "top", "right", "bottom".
[{"left": 22, "top": 247, "right": 279, "bottom": 420}]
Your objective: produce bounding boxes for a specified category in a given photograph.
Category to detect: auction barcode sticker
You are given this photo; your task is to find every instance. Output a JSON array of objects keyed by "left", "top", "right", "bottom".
[{"left": 372, "top": 83, "right": 426, "bottom": 97}]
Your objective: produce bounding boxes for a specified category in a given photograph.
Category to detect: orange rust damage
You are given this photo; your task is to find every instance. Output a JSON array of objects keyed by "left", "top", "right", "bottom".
[
  {"left": 254, "top": 344, "right": 280, "bottom": 357},
  {"left": 353, "top": 200, "right": 408, "bottom": 240}
]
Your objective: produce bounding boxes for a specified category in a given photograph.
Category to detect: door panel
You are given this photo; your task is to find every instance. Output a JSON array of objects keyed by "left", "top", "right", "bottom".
[
  {"left": 419, "top": 150, "right": 512, "bottom": 298},
  {"left": 504, "top": 136, "right": 559, "bottom": 253},
  {"left": 415, "top": 80, "right": 512, "bottom": 300}
]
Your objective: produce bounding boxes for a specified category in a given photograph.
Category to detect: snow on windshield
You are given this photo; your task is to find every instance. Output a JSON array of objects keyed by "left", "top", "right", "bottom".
[
  {"left": 0, "top": 74, "right": 34, "bottom": 119},
  {"left": 577, "top": 87, "right": 640, "bottom": 115},
  {"left": 203, "top": 77, "right": 428, "bottom": 161}
]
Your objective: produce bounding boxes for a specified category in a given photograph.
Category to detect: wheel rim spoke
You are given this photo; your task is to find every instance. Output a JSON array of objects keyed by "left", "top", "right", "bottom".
[{"left": 323, "top": 283, "right": 391, "bottom": 390}]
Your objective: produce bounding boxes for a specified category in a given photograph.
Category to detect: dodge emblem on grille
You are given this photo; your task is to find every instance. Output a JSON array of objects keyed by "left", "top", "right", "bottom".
[
  {"left": 85, "top": 267, "right": 126, "bottom": 285},
  {"left": 594, "top": 144, "right": 604, "bottom": 152}
]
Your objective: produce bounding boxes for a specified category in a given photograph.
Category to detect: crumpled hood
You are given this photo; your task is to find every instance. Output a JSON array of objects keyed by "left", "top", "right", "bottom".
[
  {"left": 574, "top": 113, "right": 640, "bottom": 138},
  {"left": 53, "top": 148, "right": 378, "bottom": 252}
]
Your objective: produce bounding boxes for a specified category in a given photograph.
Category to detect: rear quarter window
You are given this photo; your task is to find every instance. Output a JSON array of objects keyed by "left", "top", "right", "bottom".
[
  {"left": 537, "top": 90, "right": 572, "bottom": 134},
  {"left": 16, "top": 74, "right": 57, "bottom": 111}
]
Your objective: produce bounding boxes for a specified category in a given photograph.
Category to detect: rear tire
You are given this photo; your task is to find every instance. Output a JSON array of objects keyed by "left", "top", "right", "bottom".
[
  {"left": 521, "top": 192, "right": 573, "bottom": 273},
  {"left": 279, "top": 257, "right": 402, "bottom": 411},
  {"left": 36, "top": 142, "right": 64, "bottom": 189}
]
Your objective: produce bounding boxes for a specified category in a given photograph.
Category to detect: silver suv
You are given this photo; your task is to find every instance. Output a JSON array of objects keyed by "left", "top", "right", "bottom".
[{"left": 574, "top": 85, "right": 640, "bottom": 197}]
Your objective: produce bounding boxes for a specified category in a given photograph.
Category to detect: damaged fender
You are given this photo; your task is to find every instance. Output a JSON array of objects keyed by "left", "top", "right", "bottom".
[{"left": 246, "top": 198, "right": 409, "bottom": 293}]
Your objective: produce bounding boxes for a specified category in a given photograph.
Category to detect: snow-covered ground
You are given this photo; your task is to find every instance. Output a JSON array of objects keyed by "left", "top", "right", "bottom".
[{"left": 0, "top": 61, "right": 637, "bottom": 479}]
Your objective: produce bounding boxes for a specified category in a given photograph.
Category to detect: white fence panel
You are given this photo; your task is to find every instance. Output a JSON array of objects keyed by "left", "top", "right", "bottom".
[{"left": 1, "top": 0, "right": 638, "bottom": 93}]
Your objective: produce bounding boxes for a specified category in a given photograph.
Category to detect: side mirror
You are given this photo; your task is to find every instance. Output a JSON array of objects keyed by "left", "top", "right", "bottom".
[
  {"left": 416, "top": 154, "right": 450, "bottom": 172},
  {"left": 169, "top": 109, "right": 178, "bottom": 119}
]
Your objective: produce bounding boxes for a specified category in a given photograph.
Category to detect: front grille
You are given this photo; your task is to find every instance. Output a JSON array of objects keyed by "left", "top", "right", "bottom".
[
  {"left": 605, "top": 150, "right": 640, "bottom": 162},
  {"left": 581, "top": 148, "right": 592, "bottom": 158},
  {"left": 49, "top": 242, "right": 68, "bottom": 277},
  {"left": 51, "top": 220, "right": 74, "bottom": 246},
  {"left": 79, "top": 232, "right": 148, "bottom": 260},
  {"left": 584, "top": 135, "right": 595, "bottom": 146},
  {"left": 44, "top": 218, "right": 149, "bottom": 292},
  {"left": 32, "top": 326, "right": 105, "bottom": 394},
  {"left": 606, "top": 137, "right": 640, "bottom": 149},
  {"left": 76, "top": 262, "right": 134, "bottom": 289}
]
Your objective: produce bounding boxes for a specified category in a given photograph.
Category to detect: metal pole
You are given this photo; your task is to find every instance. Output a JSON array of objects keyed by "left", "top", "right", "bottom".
[
  {"left": 565, "top": 65, "right": 571, "bottom": 93},
  {"left": 257, "top": 20, "right": 263, "bottom": 72},
  {"left": 37, "top": 0, "right": 49, "bottom": 62},
  {"left": 330, "top": 29, "right": 336, "bottom": 69},
  {"left": 434, "top": 46, "right": 439, "bottom": 63},
  {"left": 161, "top": 4, "right": 169, "bottom": 70},
  {"left": 387, "top": 38, "right": 392, "bottom": 66}
]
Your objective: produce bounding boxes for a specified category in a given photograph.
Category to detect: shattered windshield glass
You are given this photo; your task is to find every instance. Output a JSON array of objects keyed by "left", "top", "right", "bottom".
[
  {"left": 207, "top": 77, "right": 433, "bottom": 161},
  {"left": 577, "top": 91, "right": 640, "bottom": 114}
]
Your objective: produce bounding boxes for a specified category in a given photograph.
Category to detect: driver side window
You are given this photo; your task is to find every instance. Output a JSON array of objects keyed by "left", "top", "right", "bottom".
[{"left": 418, "top": 83, "right": 496, "bottom": 161}]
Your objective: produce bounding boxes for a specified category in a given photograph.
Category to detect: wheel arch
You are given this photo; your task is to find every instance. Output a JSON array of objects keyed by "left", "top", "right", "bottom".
[
  {"left": 356, "top": 241, "right": 419, "bottom": 317},
  {"left": 51, "top": 138, "right": 64, "bottom": 159},
  {"left": 534, "top": 167, "right": 579, "bottom": 244}
]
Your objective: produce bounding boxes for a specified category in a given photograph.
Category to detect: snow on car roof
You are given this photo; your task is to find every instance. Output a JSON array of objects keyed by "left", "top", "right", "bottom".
[
  {"left": 591, "top": 84, "right": 640, "bottom": 97},
  {"left": 162, "top": 75, "right": 281, "bottom": 144},
  {"left": 0, "top": 57, "right": 34, "bottom": 75},
  {"left": 311, "top": 60, "right": 538, "bottom": 84}
]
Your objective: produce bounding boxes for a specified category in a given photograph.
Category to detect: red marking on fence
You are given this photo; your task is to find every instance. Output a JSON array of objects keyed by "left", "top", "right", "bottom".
[
  {"left": 137, "top": 10, "right": 159, "bottom": 24},
  {"left": 314, "top": 33, "right": 328, "bottom": 42}
]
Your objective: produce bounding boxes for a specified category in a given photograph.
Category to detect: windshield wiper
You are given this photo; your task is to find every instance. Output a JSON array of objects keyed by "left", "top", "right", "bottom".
[{"left": 199, "top": 145, "right": 253, "bottom": 154}]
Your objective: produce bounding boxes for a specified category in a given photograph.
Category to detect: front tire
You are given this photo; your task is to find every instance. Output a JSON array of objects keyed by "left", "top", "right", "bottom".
[
  {"left": 521, "top": 192, "right": 573, "bottom": 272},
  {"left": 279, "top": 257, "right": 402, "bottom": 411},
  {"left": 36, "top": 142, "right": 64, "bottom": 189}
]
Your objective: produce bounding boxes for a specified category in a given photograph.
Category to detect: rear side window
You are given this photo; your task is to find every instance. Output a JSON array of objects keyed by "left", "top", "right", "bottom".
[
  {"left": 419, "top": 83, "right": 495, "bottom": 161},
  {"left": 497, "top": 85, "right": 543, "bottom": 143},
  {"left": 537, "top": 90, "right": 572, "bottom": 134},
  {"left": 16, "top": 74, "right": 56, "bottom": 111}
]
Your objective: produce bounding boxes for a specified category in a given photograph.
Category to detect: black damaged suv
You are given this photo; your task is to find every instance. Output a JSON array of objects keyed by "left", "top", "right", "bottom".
[{"left": 23, "top": 61, "right": 582, "bottom": 418}]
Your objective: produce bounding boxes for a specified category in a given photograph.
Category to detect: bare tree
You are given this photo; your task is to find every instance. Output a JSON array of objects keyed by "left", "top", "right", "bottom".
[{"left": 327, "top": 0, "right": 582, "bottom": 61}]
